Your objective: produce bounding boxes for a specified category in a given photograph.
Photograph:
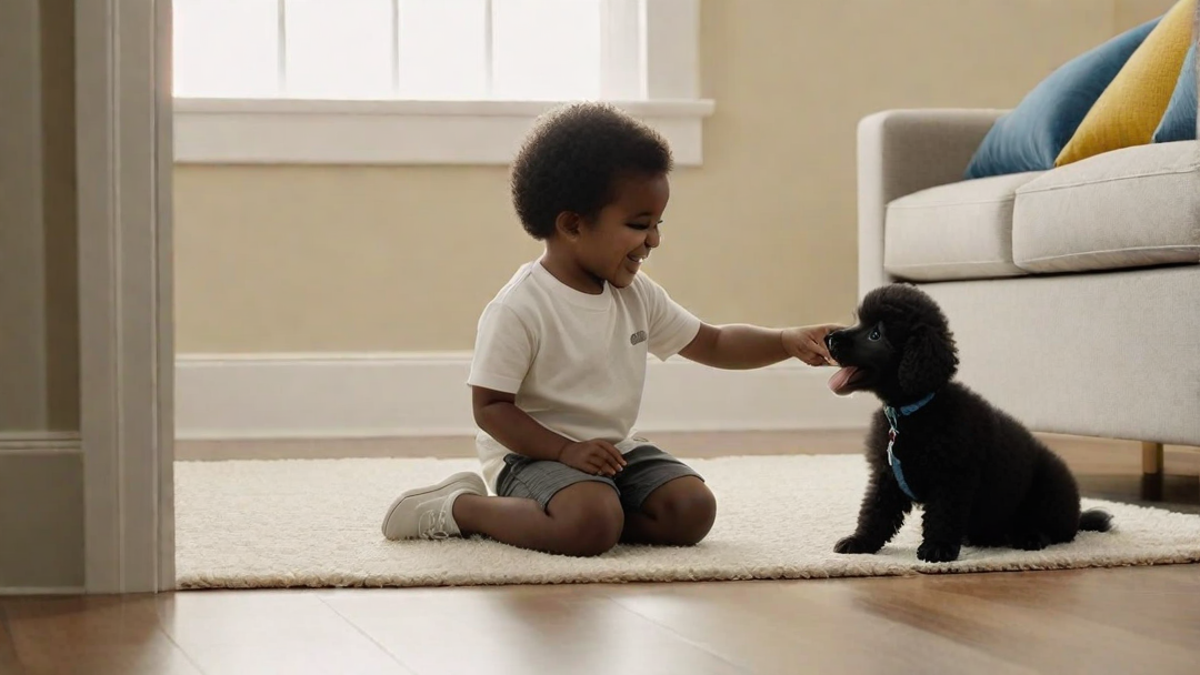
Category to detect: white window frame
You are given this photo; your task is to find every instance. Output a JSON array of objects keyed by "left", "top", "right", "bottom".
[{"left": 173, "top": 0, "right": 713, "bottom": 167}]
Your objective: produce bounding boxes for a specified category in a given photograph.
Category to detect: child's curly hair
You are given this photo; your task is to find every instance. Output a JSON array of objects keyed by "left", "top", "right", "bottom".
[{"left": 510, "top": 102, "right": 673, "bottom": 240}]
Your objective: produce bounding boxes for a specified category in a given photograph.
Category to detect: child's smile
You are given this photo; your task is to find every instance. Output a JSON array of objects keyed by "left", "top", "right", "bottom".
[
  {"left": 542, "top": 172, "right": 670, "bottom": 295},
  {"left": 587, "top": 172, "right": 669, "bottom": 290}
]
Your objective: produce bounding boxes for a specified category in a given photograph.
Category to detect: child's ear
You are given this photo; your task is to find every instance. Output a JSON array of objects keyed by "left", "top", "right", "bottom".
[{"left": 554, "top": 211, "right": 585, "bottom": 239}]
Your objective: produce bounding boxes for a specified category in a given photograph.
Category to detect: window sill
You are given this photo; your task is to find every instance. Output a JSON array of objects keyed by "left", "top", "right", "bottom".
[{"left": 172, "top": 97, "right": 715, "bottom": 167}]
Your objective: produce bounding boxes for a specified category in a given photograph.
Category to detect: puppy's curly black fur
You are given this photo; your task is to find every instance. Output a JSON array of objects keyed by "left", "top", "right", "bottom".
[{"left": 826, "top": 283, "right": 1112, "bottom": 563}]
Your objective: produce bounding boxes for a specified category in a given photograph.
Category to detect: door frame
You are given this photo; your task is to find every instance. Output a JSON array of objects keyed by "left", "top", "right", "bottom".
[{"left": 76, "top": 0, "right": 175, "bottom": 594}]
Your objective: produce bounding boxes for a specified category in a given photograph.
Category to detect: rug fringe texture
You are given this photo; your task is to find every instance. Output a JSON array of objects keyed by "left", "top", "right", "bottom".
[{"left": 175, "top": 455, "right": 1200, "bottom": 589}]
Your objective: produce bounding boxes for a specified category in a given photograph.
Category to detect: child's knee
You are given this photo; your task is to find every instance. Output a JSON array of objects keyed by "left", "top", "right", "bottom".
[
  {"left": 652, "top": 480, "right": 717, "bottom": 546},
  {"left": 678, "top": 487, "right": 718, "bottom": 545},
  {"left": 547, "top": 484, "right": 624, "bottom": 557},
  {"left": 562, "top": 501, "right": 624, "bottom": 556}
]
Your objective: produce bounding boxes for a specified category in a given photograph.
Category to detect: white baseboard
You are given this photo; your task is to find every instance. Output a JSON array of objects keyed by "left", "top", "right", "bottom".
[
  {"left": 0, "top": 432, "right": 83, "bottom": 456},
  {"left": 176, "top": 352, "right": 877, "bottom": 441}
]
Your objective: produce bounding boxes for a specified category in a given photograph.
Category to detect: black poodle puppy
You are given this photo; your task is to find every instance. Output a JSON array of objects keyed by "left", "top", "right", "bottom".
[{"left": 825, "top": 283, "right": 1112, "bottom": 563}]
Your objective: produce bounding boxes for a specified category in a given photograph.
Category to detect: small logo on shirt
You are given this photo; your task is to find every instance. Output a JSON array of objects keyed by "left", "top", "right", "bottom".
[{"left": 630, "top": 330, "right": 648, "bottom": 345}]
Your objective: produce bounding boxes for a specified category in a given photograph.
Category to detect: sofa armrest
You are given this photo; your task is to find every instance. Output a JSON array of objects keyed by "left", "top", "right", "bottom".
[{"left": 857, "top": 109, "right": 1008, "bottom": 297}]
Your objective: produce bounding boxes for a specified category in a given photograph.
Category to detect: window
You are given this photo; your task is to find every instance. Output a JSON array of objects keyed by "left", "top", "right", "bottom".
[
  {"left": 174, "top": 0, "right": 608, "bottom": 101},
  {"left": 172, "top": 0, "right": 712, "bottom": 165}
]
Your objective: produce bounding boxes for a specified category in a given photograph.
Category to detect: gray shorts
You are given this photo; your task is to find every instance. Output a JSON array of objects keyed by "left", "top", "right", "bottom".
[{"left": 495, "top": 444, "right": 703, "bottom": 512}]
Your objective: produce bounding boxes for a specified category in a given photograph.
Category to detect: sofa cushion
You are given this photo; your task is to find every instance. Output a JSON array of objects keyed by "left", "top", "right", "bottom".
[
  {"left": 1152, "top": 41, "right": 1197, "bottom": 143},
  {"left": 1013, "top": 141, "right": 1200, "bottom": 274},
  {"left": 884, "top": 171, "right": 1044, "bottom": 282},
  {"left": 962, "top": 17, "right": 1159, "bottom": 179},
  {"left": 1056, "top": 0, "right": 1196, "bottom": 166}
]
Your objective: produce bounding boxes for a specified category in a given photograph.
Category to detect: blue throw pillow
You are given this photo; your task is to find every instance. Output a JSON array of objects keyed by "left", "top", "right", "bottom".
[
  {"left": 964, "top": 17, "right": 1161, "bottom": 179},
  {"left": 1151, "top": 41, "right": 1197, "bottom": 142}
]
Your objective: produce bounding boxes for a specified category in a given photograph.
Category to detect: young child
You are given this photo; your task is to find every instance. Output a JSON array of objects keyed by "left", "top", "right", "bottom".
[{"left": 382, "top": 102, "right": 840, "bottom": 557}]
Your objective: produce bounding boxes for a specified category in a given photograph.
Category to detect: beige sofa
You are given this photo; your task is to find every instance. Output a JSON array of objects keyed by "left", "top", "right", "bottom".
[{"left": 855, "top": 109, "right": 1200, "bottom": 467}]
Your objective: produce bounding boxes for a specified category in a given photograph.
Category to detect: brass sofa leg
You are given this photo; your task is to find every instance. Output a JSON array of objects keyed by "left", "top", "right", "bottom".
[{"left": 1141, "top": 441, "right": 1164, "bottom": 476}]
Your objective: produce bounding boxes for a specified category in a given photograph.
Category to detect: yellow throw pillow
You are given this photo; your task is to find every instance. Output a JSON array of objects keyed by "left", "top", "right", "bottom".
[{"left": 1055, "top": 0, "right": 1196, "bottom": 166}]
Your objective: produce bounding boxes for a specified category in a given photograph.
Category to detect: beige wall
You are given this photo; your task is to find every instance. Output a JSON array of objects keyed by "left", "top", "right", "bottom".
[
  {"left": 174, "top": 0, "right": 1181, "bottom": 353},
  {"left": 0, "top": 0, "right": 78, "bottom": 431},
  {"left": 1116, "top": 0, "right": 1184, "bottom": 29},
  {"left": 0, "top": 0, "right": 84, "bottom": 590}
]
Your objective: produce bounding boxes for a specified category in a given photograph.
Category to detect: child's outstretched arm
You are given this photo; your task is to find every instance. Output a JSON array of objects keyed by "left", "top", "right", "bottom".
[{"left": 678, "top": 323, "right": 841, "bottom": 369}]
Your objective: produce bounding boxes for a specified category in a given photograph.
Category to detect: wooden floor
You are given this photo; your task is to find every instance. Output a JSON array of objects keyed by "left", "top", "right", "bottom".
[{"left": 3, "top": 431, "right": 1199, "bottom": 675}]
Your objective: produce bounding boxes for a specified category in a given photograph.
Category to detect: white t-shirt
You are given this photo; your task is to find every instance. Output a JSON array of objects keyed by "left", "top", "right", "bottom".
[{"left": 467, "top": 259, "right": 702, "bottom": 491}]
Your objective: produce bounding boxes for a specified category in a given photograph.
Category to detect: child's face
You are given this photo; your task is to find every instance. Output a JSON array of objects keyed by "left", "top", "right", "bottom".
[{"left": 575, "top": 172, "right": 669, "bottom": 289}]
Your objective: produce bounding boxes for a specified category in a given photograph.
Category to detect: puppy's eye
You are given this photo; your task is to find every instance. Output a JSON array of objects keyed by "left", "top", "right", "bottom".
[{"left": 868, "top": 328, "right": 881, "bottom": 341}]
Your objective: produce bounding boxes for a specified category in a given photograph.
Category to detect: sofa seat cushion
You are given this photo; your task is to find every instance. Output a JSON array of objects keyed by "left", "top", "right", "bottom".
[
  {"left": 883, "top": 171, "right": 1045, "bottom": 281},
  {"left": 1013, "top": 141, "right": 1200, "bottom": 273}
]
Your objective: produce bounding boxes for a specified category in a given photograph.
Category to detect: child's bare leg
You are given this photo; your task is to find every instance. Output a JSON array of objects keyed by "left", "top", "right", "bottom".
[
  {"left": 621, "top": 476, "right": 716, "bottom": 546},
  {"left": 454, "top": 482, "right": 624, "bottom": 557}
]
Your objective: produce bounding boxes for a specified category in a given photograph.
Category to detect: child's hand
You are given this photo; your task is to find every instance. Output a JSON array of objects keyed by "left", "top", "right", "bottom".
[
  {"left": 782, "top": 324, "right": 842, "bottom": 367},
  {"left": 558, "top": 440, "right": 628, "bottom": 477}
]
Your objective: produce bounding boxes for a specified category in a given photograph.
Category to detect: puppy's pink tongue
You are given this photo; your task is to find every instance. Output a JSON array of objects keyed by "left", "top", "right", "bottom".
[{"left": 828, "top": 366, "right": 858, "bottom": 396}]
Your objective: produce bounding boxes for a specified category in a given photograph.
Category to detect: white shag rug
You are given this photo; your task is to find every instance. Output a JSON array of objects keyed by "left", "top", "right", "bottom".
[{"left": 175, "top": 455, "right": 1200, "bottom": 589}]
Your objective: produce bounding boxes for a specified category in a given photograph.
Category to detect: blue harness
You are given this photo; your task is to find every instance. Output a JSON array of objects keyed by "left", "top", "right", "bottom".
[{"left": 883, "top": 392, "right": 935, "bottom": 501}]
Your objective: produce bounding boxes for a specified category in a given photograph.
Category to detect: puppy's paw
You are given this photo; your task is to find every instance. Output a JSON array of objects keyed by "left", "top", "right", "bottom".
[
  {"left": 835, "top": 535, "right": 881, "bottom": 555},
  {"left": 917, "top": 541, "right": 960, "bottom": 563}
]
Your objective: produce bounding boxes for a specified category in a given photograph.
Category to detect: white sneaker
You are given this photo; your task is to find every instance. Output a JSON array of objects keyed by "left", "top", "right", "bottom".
[{"left": 381, "top": 471, "right": 487, "bottom": 541}]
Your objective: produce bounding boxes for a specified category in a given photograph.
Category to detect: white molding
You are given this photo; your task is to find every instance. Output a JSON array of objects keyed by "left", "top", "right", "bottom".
[
  {"left": 175, "top": 352, "right": 877, "bottom": 441},
  {"left": 76, "top": 0, "right": 175, "bottom": 594},
  {"left": 0, "top": 432, "right": 82, "bottom": 456},
  {"left": 155, "top": 0, "right": 179, "bottom": 595},
  {"left": 0, "top": 586, "right": 87, "bottom": 596},
  {"left": 172, "top": 97, "right": 714, "bottom": 166}
]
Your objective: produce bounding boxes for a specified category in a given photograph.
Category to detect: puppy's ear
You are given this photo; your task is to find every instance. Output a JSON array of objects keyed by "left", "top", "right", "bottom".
[{"left": 898, "top": 323, "right": 958, "bottom": 397}]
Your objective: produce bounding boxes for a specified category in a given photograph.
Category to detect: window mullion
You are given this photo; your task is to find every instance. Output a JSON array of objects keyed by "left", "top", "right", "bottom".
[
  {"left": 391, "top": 0, "right": 401, "bottom": 96},
  {"left": 483, "top": 0, "right": 494, "bottom": 98},
  {"left": 277, "top": 0, "right": 288, "bottom": 96},
  {"left": 600, "top": 0, "right": 645, "bottom": 100},
  {"left": 642, "top": 0, "right": 699, "bottom": 100}
]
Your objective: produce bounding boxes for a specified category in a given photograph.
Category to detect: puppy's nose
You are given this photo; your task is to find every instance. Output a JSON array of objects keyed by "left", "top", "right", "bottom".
[{"left": 825, "top": 331, "right": 848, "bottom": 360}]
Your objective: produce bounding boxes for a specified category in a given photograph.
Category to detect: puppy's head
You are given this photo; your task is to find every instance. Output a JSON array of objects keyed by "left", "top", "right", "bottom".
[{"left": 824, "top": 283, "right": 958, "bottom": 403}]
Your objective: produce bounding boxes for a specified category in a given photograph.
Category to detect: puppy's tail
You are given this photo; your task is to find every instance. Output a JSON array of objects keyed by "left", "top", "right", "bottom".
[{"left": 1079, "top": 509, "right": 1113, "bottom": 533}]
